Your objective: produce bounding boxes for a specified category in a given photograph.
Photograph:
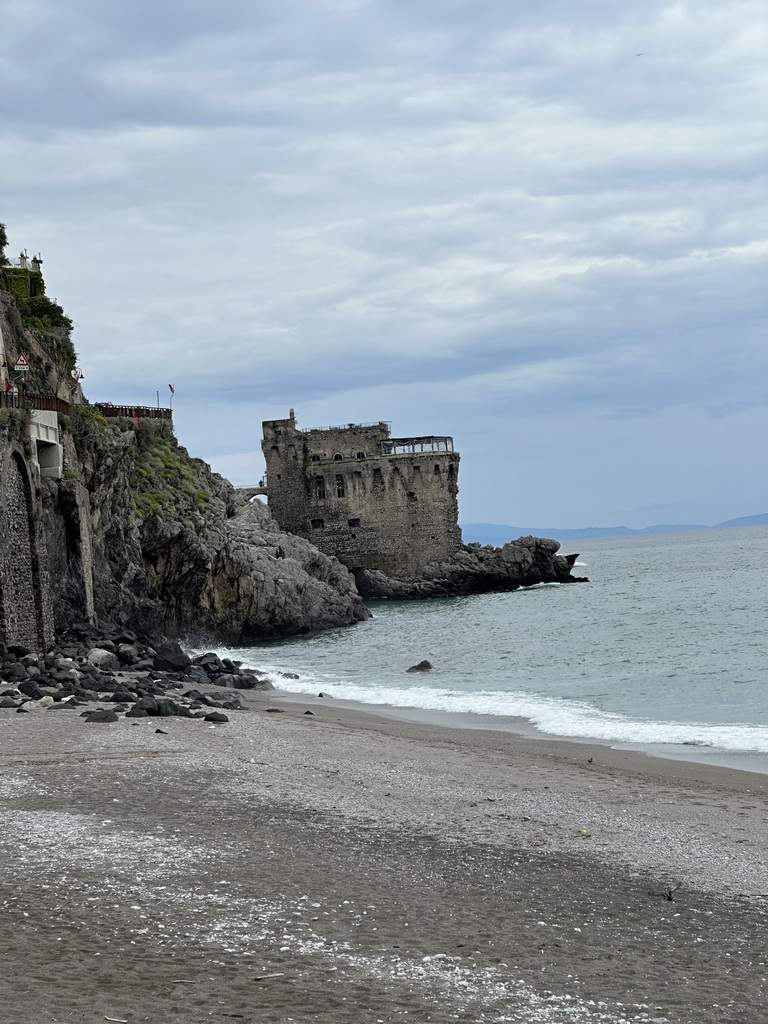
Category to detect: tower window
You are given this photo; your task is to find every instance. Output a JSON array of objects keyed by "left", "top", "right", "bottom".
[
  {"left": 315, "top": 476, "right": 326, "bottom": 499},
  {"left": 333, "top": 453, "right": 343, "bottom": 461},
  {"left": 311, "top": 518, "right": 325, "bottom": 529},
  {"left": 335, "top": 474, "right": 346, "bottom": 498},
  {"left": 348, "top": 517, "right": 360, "bottom": 528},
  {"left": 355, "top": 451, "right": 366, "bottom": 460},
  {"left": 310, "top": 454, "right": 321, "bottom": 463}
]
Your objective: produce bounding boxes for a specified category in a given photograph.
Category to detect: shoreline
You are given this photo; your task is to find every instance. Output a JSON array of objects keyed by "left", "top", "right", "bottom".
[
  {"left": 270, "top": 684, "right": 768, "bottom": 778},
  {"left": 1, "top": 689, "right": 767, "bottom": 1022}
]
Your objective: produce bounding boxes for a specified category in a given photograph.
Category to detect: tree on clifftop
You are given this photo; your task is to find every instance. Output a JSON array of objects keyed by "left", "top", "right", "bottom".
[{"left": 0, "top": 222, "right": 8, "bottom": 266}]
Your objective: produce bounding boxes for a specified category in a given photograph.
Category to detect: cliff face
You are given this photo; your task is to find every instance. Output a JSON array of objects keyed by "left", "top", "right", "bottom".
[
  {"left": 47, "top": 411, "right": 370, "bottom": 642},
  {"left": 0, "top": 265, "right": 368, "bottom": 646}
]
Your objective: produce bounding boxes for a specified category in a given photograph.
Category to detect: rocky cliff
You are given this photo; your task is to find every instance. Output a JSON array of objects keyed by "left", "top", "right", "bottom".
[
  {"left": 0, "top": 244, "right": 368, "bottom": 646},
  {"left": 50, "top": 410, "right": 369, "bottom": 642}
]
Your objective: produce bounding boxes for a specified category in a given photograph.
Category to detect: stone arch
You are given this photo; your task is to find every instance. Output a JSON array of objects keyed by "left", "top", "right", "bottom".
[{"left": 0, "top": 444, "right": 52, "bottom": 650}]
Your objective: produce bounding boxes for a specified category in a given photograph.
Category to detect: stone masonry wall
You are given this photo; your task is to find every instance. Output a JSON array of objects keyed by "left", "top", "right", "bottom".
[
  {"left": 262, "top": 415, "right": 462, "bottom": 580},
  {"left": 0, "top": 444, "right": 54, "bottom": 649}
]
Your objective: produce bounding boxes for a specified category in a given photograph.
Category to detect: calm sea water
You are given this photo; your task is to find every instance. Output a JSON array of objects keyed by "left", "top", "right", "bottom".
[{"left": 204, "top": 526, "right": 768, "bottom": 770}]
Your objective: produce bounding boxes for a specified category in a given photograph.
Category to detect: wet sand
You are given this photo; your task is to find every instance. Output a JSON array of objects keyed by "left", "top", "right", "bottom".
[{"left": 1, "top": 691, "right": 767, "bottom": 1023}]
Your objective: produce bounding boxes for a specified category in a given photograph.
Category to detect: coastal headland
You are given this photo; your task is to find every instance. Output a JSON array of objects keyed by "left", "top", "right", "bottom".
[{"left": 1, "top": 684, "right": 766, "bottom": 1024}]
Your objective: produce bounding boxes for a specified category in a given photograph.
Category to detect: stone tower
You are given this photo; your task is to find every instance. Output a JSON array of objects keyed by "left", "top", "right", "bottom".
[{"left": 261, "top": 411, "right": 462, "bottom": 580}]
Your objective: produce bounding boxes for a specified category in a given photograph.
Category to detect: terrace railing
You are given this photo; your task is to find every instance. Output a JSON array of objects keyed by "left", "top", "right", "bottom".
[
  {"left": 0, "top": 392, "right": 70, "bottom": 414},
  {"left": 95, "top": 404, "right": 172, "bottom": 421}
]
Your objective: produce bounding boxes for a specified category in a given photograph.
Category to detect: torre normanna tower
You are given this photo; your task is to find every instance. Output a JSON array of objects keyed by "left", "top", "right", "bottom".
[{"left": 261, "top": 411, "right": 462, "bottom": 580}]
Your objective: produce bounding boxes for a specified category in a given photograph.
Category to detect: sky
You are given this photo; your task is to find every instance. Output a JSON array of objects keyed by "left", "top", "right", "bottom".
[{"left": 2, "top": 0, "right": 766, "bottom": 529}]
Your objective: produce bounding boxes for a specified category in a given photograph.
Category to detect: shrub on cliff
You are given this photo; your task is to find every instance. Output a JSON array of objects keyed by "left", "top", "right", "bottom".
[{"left": 131, "top": 419, "right": 211, "bottom": 526}]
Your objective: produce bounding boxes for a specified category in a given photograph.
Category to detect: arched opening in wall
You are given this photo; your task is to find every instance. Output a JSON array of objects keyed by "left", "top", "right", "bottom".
[
  {"left": 287, "top": 444, "right": 297, "bottom": 461},
  {"left": 335, "top": 474, "right": 345, "bottom": 498},
  {"left": 448, "top": 464, "right": 455, "bottom": 479},
  {"left": 356, "top": 452, "right": 366, "bottom": 460},
  {"left": 372, "top": 468, "right": 384, "bottom": 494},
  {"left": 333, "top": 453, "right": 343, "bottom": 462},
  {"left": 434, "top": 464, "right": 441, "bottom": 474},
  {"left": 310, "top": 454, "right": 321, "bottom": 463},
  {"left": 315, "top": 476, "right": 326, "bottom": 499}
]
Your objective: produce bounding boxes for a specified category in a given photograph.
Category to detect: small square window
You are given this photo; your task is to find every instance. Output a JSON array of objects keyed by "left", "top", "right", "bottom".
[{"left": 311, "top": 518, "right": 325, "bottom": 529}]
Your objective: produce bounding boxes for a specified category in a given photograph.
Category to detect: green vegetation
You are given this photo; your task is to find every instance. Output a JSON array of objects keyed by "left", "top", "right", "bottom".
[
  {"left": 6, "top": 266, "right": 45, "bottom": 300},
  {"left": 68, "top": 405, "right": 117, "bottom": 459},
  {"left": 14, "top": 274, "right": 77, "bottom": 372},
  {"left": 131, "top": 420, "right": 211, "bottom": 523},
  {"left": 0, "top": 226, "right": 78, "bottom": 372},
  {"left": 0, "top": 406, "right": 28, "bottom": 442}
]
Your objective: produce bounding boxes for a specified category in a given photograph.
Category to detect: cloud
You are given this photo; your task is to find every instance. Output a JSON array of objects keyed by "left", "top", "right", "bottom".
[{"left": 1, "top": 0, "right": 766, "bottom": 525}]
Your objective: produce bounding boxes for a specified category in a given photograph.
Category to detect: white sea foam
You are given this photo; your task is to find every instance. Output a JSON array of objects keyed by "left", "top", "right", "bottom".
[{"left": 226, "top": 657, "right": 768, "bottom": 753}]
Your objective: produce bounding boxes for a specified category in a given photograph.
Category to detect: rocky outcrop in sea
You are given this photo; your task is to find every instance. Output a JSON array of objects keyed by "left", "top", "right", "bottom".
[{"left": 353, "top": 536, "right": 588, "bottom": 598}]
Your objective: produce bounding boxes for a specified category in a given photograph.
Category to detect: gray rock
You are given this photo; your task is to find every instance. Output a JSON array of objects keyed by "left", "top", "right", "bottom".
[
  {"left": 87, "top": 648, "right": 121, "bottom": 672},
  {"left": 153, "top": 644, "right": 191, "bottom": 673},
  {"left": 83, "top": 709, "right": 119, "bottom": 723},
  {"left": 354, "top": 535, "right": 589, "bottom": 599}
]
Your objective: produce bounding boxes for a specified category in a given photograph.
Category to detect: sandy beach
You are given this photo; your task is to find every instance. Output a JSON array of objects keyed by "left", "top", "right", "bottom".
[{"left": 1, "top": 690, "right": 766, "bottom": 1024}]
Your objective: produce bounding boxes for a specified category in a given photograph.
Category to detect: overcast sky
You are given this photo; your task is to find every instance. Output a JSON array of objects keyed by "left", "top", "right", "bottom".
[{"left": 2, "top": 0, "right": 766, "bottom": 528}]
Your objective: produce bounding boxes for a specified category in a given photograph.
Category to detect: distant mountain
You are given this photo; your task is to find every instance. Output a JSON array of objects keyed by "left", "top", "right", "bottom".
[
  {"left": 715, "top": 513, "right": 768, "bottom": 528},
  {"left": 461, "top": 514, "right": 768, "bottom": 545}
]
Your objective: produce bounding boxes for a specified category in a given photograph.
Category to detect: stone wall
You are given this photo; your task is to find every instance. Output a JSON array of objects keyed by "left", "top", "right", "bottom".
[
  {"left": 0, "top": 442, "right": 54, "bottom": 649},
  {"left": 262, "top": 413, "right": 463, "bottom": 580}
]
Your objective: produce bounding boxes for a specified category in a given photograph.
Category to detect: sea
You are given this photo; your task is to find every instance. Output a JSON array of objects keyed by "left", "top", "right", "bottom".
[{"left": 201, "top": 525, "right": 768, "bottom": 774}]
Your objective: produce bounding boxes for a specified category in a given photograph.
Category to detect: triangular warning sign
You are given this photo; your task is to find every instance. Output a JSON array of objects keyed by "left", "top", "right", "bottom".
[{"left": 14, "top": 353, "right": 29, "bottom": 370}]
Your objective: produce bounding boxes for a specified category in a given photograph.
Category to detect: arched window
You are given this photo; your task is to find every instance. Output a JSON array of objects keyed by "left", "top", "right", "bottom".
[
  {"left": 355, "top": 451, "right": 366, "bottom": 460},
  {"left": 310, "top": 454, "right": 321, "bottom": 463},
  {"left": 335, "top": 474, "right": 345, "bottom": 498},
  {"left": 315, "top": 476, "right": 326, "bottom": 499},
  {"left": 333, "top": 453, "right": 343, "bottom": 462}
]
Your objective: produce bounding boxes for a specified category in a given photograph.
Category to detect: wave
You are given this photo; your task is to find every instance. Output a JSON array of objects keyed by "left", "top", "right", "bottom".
[{"left": 226, "top": 655, "right": 768, "bottom": 753}]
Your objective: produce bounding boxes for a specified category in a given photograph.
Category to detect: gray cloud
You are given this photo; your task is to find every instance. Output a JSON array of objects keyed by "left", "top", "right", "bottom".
[{"left": 2, "top": 0, "right": 766, "bottom": 526}]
